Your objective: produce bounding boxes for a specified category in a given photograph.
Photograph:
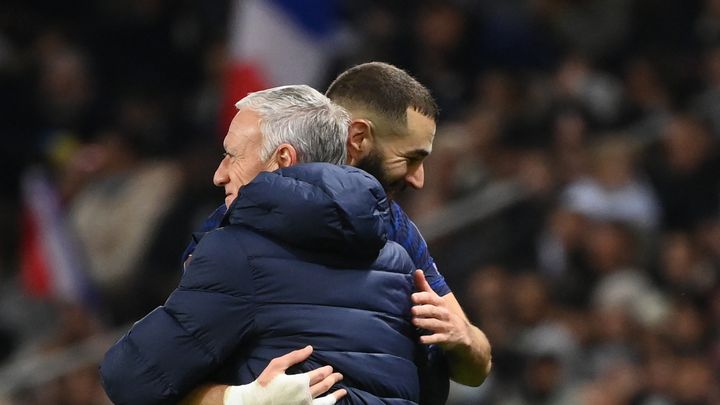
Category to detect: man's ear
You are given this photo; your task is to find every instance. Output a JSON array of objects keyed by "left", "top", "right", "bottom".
[
  {"left": 273, "top": 143, "right": 297, "bottom": 168},
  {"left": 347, "top": 119, "right": 374, "bottom": 165}
]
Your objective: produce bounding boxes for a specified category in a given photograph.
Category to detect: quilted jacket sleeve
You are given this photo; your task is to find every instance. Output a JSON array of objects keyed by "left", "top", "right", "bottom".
[{"left": 100, "top": 228, "right": 255, "bottom": 405}]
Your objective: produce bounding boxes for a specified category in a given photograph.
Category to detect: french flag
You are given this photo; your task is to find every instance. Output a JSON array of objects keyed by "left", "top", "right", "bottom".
[
  {"left": 20, "top": 169, "right": 95, "bottom": 307},
  {"left": 222, "top": 0, "right": 342, "bottom": 128}
]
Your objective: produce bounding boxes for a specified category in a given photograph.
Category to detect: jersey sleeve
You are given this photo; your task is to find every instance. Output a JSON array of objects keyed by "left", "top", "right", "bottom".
[{"left": 386, "top": 201, "right": 451, "bottom": 296}]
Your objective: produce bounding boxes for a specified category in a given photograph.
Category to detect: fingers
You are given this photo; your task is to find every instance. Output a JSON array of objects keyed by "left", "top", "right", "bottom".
[
  {"left": 309, "top": 371, "right": 344, "bottom": 398},
  {"left": 412, "top": 291, "right": 443, "bottom": 306},
  {"left": 419, "top": 333, "right": 449, "bottom": 345},
  {"left": 332, "top": 389, "right": 348, "bottom": 401},
  {"left": 415, "top": 315, "right": 471, "bottom": 348},
  {"left": 257, "top": 346, "right": 313, "bottom": 386},
  {"left": 274, "top": 345, "right": 313, "bottom": 369},
  {"left": 413, "top": 269, "right": 433, "bottom": 293},
  {"left": 307, "top": 365, "right": 334, "bottom": 386},
  {"left": 412, "top": 304, "right": 449, "bottom": 320},
  {"left": 312, "top": 388, "right": 348, "bottom": 405},
  {"left": 413, "top": 317, "right": 448, "bottom": 332}
]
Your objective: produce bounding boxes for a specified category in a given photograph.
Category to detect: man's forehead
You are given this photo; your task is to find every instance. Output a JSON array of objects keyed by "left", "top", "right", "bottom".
[
  {"left": 225, "top": 108, "right": 262, "bottom": 150},
  {"left": 405, "top": 108, "right": 436, "bottom": 148}
]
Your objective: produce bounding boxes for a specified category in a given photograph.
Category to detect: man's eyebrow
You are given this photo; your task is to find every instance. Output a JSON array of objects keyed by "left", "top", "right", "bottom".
[{"left": 405, "top": 149, "right": 430, "bottom": 159}]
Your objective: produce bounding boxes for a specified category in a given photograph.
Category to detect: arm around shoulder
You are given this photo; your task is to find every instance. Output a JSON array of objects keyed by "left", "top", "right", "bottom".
[{"left": 100, "top": 229, "right": 257, "bottom": 404}]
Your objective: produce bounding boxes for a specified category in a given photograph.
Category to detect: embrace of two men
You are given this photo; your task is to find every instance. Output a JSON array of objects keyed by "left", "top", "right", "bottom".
[{"left": 100, "top": 62, "right": 491, "bottom": 405}]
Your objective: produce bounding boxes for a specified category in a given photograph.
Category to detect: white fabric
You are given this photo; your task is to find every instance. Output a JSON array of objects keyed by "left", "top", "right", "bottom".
[
  {"left": 223, "top": 373, "right": 338, "bottom": 405},
  {"left": 561, "top": 177, "right": 660, "bottom": 230},
  {"left": 312, "top": 394, "right": 338, "bottom": 405},
  {"left": 228, "top": 0, "right": 334, "bottom": 87}
]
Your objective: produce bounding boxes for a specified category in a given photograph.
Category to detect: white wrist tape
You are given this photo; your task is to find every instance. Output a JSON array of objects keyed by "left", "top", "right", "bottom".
[
  {"left": 224, "top": 373, "right": 312, "bottom": 405},
  {"left": 312, "top": 394, "right": 338, "bottom": 405}
]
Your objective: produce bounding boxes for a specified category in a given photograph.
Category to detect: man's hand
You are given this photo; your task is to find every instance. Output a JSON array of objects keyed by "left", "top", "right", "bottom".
[
  {"left": 411, "top": 270, "right": 492, "bottom": 386},
  {"left": 412, "top": 270, "right": 472, "bottom": 349},
  {"left": 180, "top": 346, "right": 347, "bottom": 405},
  {"left": 253, "top": 345, "right": 347, "bottom": 403}
]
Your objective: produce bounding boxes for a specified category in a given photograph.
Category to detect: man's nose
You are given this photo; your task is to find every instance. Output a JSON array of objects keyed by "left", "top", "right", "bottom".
[
  {"left": 405, "top": 163, "right": 425, "bottom": 189},
  {"left": 213, "top": 159, "right": 229, "bottom": 186}
]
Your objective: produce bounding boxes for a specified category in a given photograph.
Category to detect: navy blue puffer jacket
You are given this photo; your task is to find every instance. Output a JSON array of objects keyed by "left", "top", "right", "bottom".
[{"left": 100, "top": 163, "right": 420, "bottom": 404}]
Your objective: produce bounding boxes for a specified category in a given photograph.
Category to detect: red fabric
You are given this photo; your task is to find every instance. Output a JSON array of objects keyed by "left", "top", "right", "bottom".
[
  {"left": 220, "top": 63, "right": 269, "bottom": 137},
  {"left": 20, "top": 209, "right": 51, "bottom": 297}
]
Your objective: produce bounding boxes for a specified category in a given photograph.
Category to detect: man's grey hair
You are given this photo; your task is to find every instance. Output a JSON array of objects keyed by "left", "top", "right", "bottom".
[{"left": 236, "top": 85, "right": 349, "bottom": 165}]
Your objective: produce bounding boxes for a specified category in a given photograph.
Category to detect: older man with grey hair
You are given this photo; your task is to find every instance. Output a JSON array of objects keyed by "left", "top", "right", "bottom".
[{"left": 100, "top": 85, "right": 424, "bottom": 405}]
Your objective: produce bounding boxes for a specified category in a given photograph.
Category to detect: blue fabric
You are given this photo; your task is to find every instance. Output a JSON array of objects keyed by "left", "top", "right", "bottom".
[
  {"left": 100, "top": 164, "right": 422, "bottom": 404},
  {"left": 180, "top": 204, "right": 226, "bottom": 268},
  {"left": 386, "top": 201, "right": 450, "bottom": 297},
  {"left": 181, "top": 201, "right": 450, "bottom": 296},
  {"left": 269, "top": 0, "right": 338, "bottom": 38}
]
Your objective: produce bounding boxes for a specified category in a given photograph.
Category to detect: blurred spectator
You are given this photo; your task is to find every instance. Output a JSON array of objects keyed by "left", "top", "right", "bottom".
[
  {"left": 553, "top": 55, "right": 625, "bottom": 126},
  {"left": 536, "top": 206, "right": 588, "bottom": 283},
  {"left": 63, "top": 125, "right": 187, "bottom": 325},
  {"left": 691, "top": 45, "right": 720, "bottom": 138},
  {"left": 657, "top": 232, "right": 717, "bottom": 301},
  {"left": 540, "top": 0, "right": 633, "bottom": 62},
  {"left": 561, "top": 136, "right": 660, "bottom": 231},
  {"left": 645, "top": 113, "right": 720, "bottom": 230},
  {"left": 407, "top": 1, "right": 480, "bottom": 120},
  {"left": 670, "top": 355, "right": 720, "bottom": 404},
  {"left": 619, "top": 56, "right": 673, "bottom": 140},
  {"left": 696, "top": 0, "right": 720, "bottom": 46}
]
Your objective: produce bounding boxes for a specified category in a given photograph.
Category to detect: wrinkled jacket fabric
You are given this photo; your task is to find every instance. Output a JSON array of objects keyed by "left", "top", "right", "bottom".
[{"left": 100, "top": 163, "right": 420, "bottom": 404}]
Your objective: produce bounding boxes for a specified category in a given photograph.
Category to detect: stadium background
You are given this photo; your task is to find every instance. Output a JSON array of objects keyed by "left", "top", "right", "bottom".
[{"left": 1, "top": 0, "right": 720, "bottom": 403}]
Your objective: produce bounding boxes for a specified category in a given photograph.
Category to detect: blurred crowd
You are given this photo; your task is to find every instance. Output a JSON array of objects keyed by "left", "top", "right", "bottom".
[{"left": 1, "top": 0, "right": 720, "bottom": 404}]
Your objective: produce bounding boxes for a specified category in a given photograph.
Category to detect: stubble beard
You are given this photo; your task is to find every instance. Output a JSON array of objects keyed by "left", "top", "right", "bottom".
[{"left": 355, "top": 150, "right": 406, "bottom": 199}]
